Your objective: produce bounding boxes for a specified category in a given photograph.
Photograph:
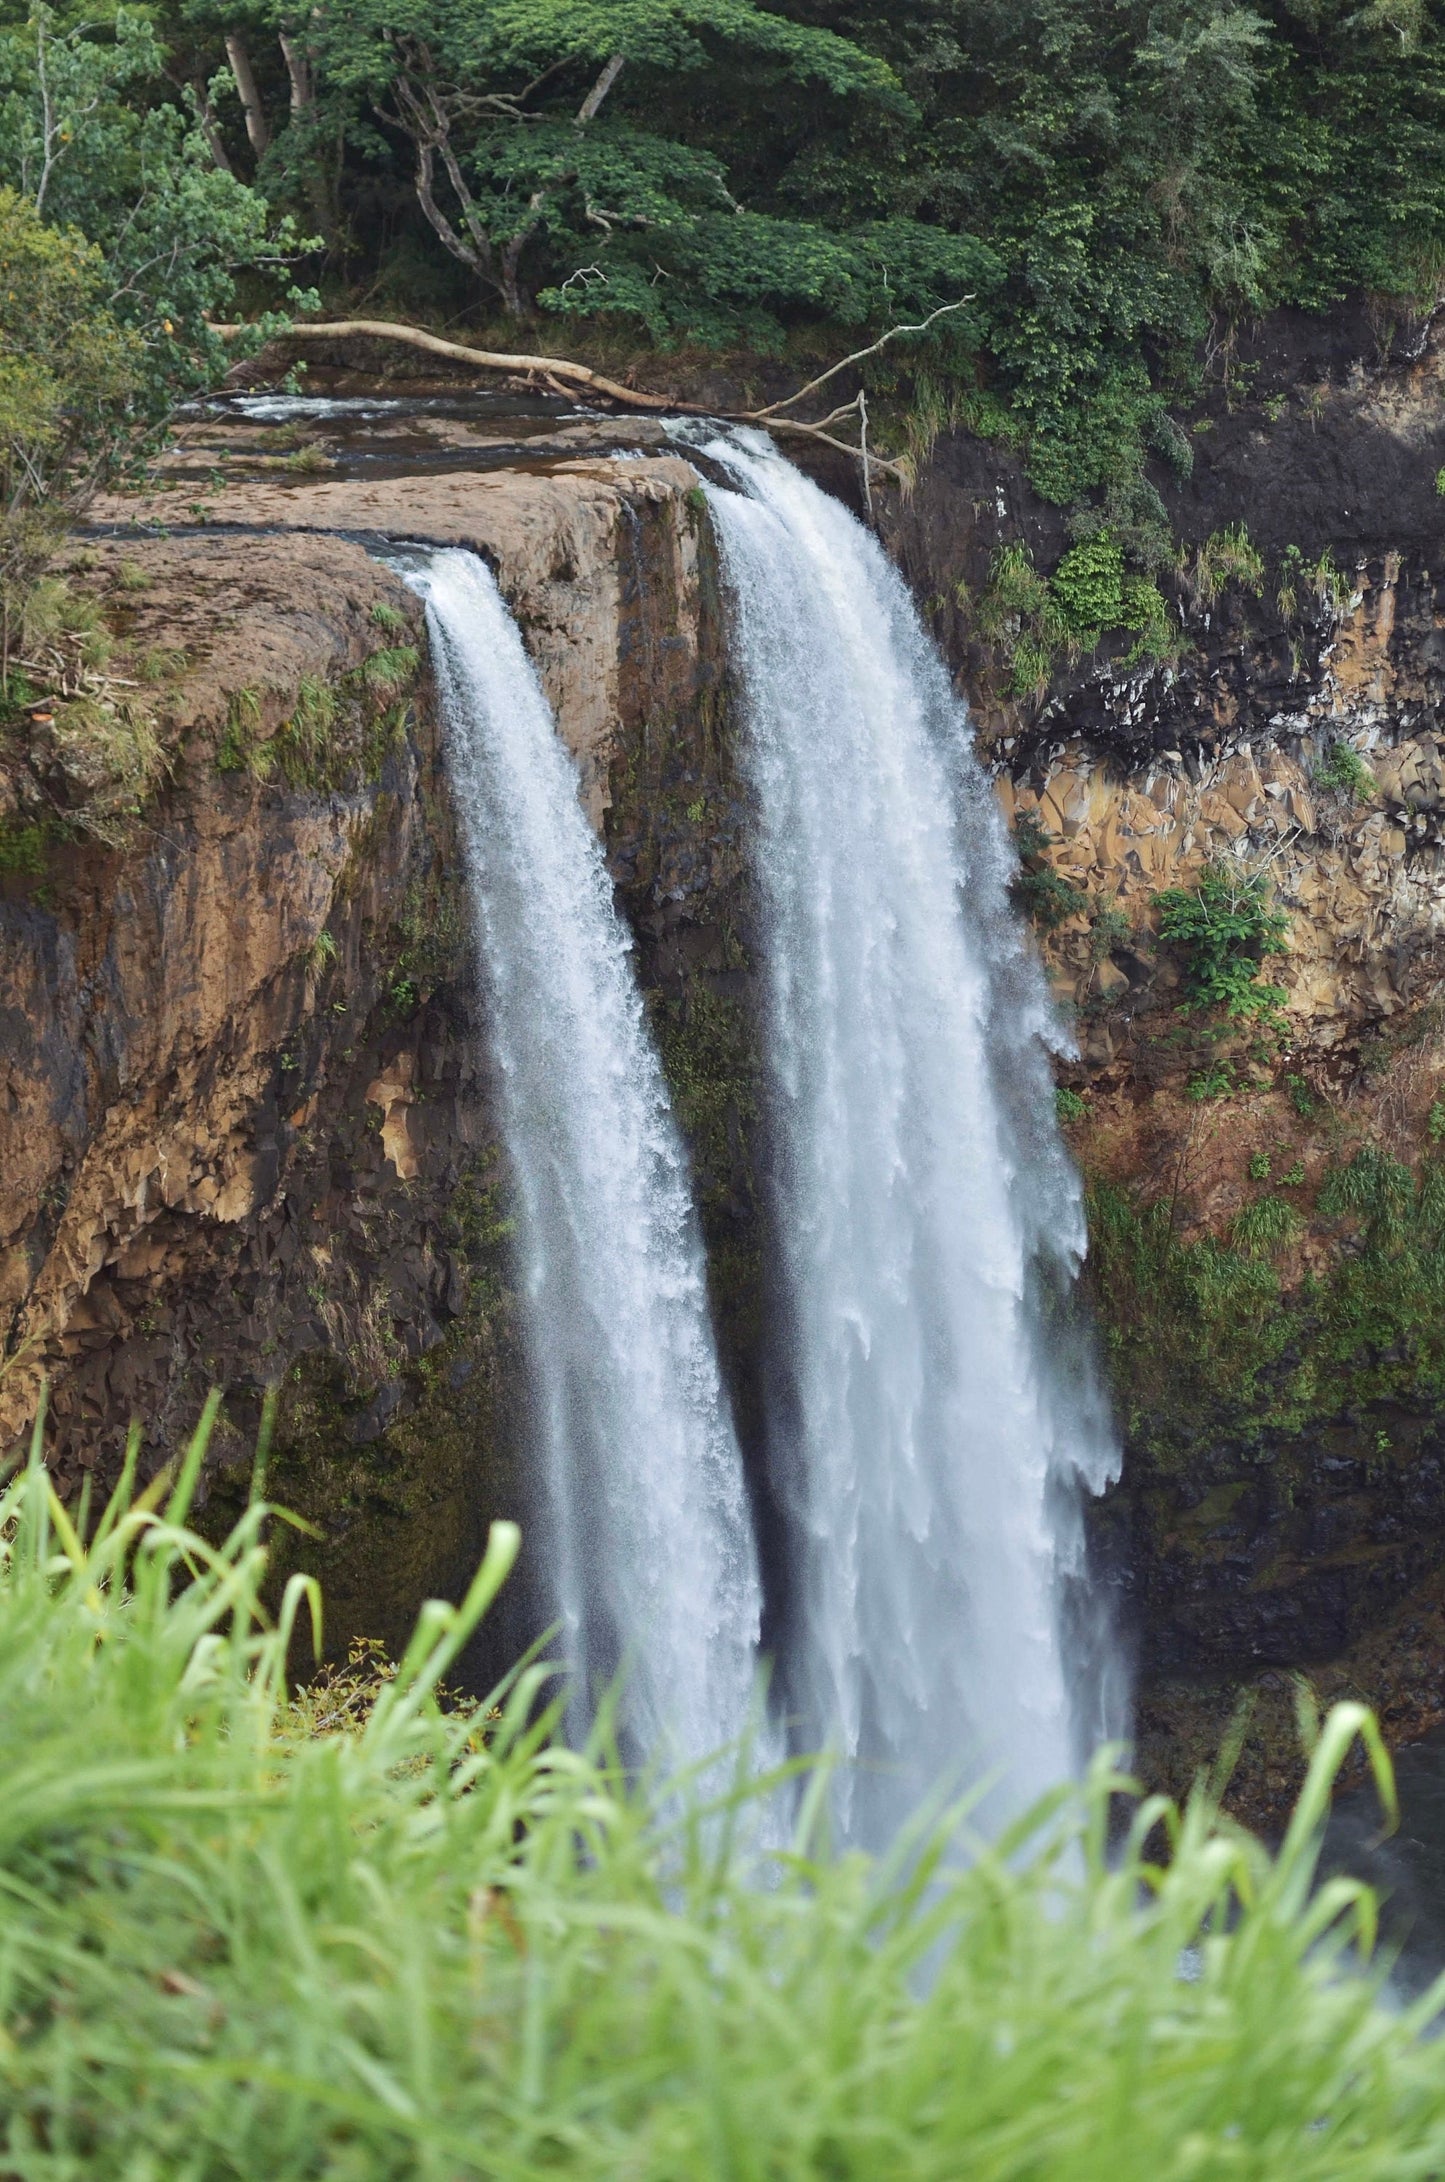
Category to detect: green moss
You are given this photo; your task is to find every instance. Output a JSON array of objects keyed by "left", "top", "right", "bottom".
[
  {"left": 215, "top": 648, "right": 417, "bottom": 792},
  {"left": 652, "top": 987, "right": 766, "bottom": 1426},
  {"left": 1010, "top": 813, "right": 1085, "bottom": 929},
  {"left": 215, "top": 1154, "right": 520, "bottom": 1665},
  {"left": 0, "top": 816, "right": 50, "bottom": 875},
  {"left": 654, "top": 987, "right": 759, "bottom": 1230},
  {"left": 392, "top": 857, "right": 468, "bottom": 1000},
  {"left": 1087, "top": 1145, "right": 1445, "bottom": 1470}
]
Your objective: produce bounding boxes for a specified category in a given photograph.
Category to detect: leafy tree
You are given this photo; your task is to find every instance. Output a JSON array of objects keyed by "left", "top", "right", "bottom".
[
  {"left": 1154, "top": 863, "right": 1290, "bottom": 1025},
  {"left": 306, "top": 0, "right": 988, "bottom": 336},
  {"left": 0, "top": 5, "right": 312, "bottom": 404},
  {"left": 0, "top": 187, "right": 138, "bottom": 677}
]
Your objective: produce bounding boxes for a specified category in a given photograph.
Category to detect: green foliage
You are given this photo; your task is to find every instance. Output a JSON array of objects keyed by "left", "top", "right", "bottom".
[
  {"left": 369, "top": 599, "right": 407, "bottom": 632},
  {"left": 1010, "top": 810, "right": 1085, "bottom": 928},
  {"left": 1155, "top": 863, "right": 1289, "bottom": 1027},
  {"left": 1316, "top": 739, "right": 1375, "bottom": 801},
  {"left": 215, "top": 661, "right": 411, "bottom": 790},
  {"left": 307, "top": 926, "right": 338, "bottom": 975},
  {"left": 0, "top": 187, "right": 139, "bottom": 665},
  {"left": 359, "top": 642, "right": 419, "bottom": 695},
  {"left": 215, "top": 683, "right": 262, "bottom": 774},
  {"left": 1, "top": 1397, "right": 1440, "bottom": 2176},
  {"left": 1188, "top": 1059, "right": 1244, "bottom": 1101},
  {"left": 1286, "top": 1072, "right": 1317, "bottom": 1119},
  {"left": 1091, "top": 1139, "right": 1445, "bottom": 1463},
  {"left": 1056, "top": 1084, "right": 1088, "bottom": 1122},
  {"left": 1276, "top": 544, "right": 1306, "bottom": 621},
  {"left": 0, "top": 813, "right": 46, "bottom": 872},
  {"left": 1233, "top": 1192, "right": 1302, "bottom": 1258},
  {"left": 1309, "top": 549, "right": 1352, "bottom": 619},
  {"left": 1088, "top": 897, "right": 1131, "bottom": 963},
  {"left": 1248, "top": 1150, "right": 1272, "bottom": 1181},
  {"left": 1429, "top": 1100, "right": 1445, "bottom": 1143},
  {"left": 977, "top": 533, "right": 1178, "bottom": 693},
  {"left": 1185, "top": 523, "right": 1266, "bottom": 606}
]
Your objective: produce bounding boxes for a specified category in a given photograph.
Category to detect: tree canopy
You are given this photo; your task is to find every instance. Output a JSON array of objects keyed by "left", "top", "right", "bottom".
[{"left": 0, "top": 0, "right": 1442, "bottom": 516}]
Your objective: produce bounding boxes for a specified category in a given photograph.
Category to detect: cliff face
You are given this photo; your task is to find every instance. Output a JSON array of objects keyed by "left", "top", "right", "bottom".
[
  {"left": 887, "top": 307, "right": 1445, "bottom": 1816},
  {"left": 8, "top": 324, "right": 1445, "bottom": 1810},
  {"left": 1, "top": 438, "right": 749, "bottom": 1668}
]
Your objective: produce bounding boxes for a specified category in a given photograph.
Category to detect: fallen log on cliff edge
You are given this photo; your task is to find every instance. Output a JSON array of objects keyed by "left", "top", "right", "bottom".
[{"left": 206, "top": 302, "right": 973, "bottom": 491}]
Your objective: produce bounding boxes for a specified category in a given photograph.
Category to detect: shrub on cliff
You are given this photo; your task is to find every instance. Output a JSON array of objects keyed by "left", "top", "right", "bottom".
[
  {"left": 1155, "top": 862, "right": 1290, "bottom": 1029},
  {"left": 1, "top": 1394, "right": 1443, "bottom": 2177}
]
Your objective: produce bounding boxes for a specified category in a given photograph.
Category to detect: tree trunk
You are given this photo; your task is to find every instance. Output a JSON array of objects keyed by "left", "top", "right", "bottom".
[
  {"left": 279, "top": 26, "right": 340, "bottom": 249},
  {"left": 225, "top": 31, "right": 271, "bottom": 160}
]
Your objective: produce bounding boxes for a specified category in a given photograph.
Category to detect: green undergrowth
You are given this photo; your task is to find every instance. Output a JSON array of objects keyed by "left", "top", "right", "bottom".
[
  {"left": 971, "top": 523, "right": 1358, "bottom": 704},
  {"left": 974, "top": 531, "right": 1180, "bottom": 698},
  {"left": 1155, "top": 865, "right": 1290, "bottom": 1034},
  {"left": 3, "top": 1395, "right": 1444, "bottom": 2179},
  {"left": 216, "top": 645, "right": 419, "bottom": 792},
  {"left": 1088, "top": 1141, "right": 1445, "bottom": 1466}
]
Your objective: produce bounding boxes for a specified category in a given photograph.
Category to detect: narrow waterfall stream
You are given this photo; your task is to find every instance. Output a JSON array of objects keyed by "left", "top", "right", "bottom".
[
  {"left": 700, "top": 434, "right": 1122, "bottom": 1843},
  {"left": 402, "top": 547, "right": 765, "bottom": 1767}
]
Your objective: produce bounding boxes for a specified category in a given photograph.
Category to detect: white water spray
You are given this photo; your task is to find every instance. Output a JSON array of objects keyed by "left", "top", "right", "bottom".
[
  {"left": 403, "top": 547, "right": 765, "bottom": 1767},
  {"left": 700, "top": 434, "right": 1121, "bottom": 1842}
]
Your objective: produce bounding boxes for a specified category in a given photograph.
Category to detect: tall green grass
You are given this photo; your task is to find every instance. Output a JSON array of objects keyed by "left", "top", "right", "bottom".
[{"left": 2, "top": 1394, "right": 1444, "bottom": 2178}]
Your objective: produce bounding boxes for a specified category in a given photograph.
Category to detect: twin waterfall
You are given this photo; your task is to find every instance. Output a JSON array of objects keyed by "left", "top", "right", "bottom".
[
  {"left": 405, "top": 551, "right": 764, "bottom": 1766},
  {"left": 408, "top": 436, "right": 1119, "bottom": 1838}
]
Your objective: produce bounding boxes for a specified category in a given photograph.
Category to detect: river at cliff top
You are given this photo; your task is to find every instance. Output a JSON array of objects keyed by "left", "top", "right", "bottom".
[{"left": 166, "top": 383, "right": 661, "bottom": 487}]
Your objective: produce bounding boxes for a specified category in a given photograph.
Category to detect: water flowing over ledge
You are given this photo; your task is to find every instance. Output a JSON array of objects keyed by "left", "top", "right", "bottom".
[
  {"left": 697, "top": 430, "right": 1123, "bottom": 1844},
  {"left": 403, "top": 545, "right": 766, "bottom": 1767}
]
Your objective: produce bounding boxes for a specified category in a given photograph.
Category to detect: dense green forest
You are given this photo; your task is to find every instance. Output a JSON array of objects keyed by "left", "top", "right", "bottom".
[{"left": 1, "top": 0, "right": 1443, "bottom": 572}]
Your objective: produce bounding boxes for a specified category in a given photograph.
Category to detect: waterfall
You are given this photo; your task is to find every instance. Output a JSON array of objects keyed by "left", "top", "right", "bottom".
[
  {"left": 402, "top": 547, "right": 765, "bottom": 1767},
  {"left": 698, "top": 433, "right": 1122, "bottom": 1844}
]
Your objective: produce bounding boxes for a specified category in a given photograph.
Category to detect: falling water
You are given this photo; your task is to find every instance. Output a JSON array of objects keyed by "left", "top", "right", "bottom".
[
  {"left": 699, "top": 433, "right": 1122, "bottom": 1843},
  {"left": 402, "top": 547, "right": 765, "bottom": 1767}
]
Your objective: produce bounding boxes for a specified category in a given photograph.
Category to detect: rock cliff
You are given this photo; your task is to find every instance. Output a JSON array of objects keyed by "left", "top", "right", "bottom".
[
  {"left": 887, "top": 305, "right": 1445, "bottom": 1817},
  {"left": 0, "top": 432, "right": 753, "bottom": 1671}
]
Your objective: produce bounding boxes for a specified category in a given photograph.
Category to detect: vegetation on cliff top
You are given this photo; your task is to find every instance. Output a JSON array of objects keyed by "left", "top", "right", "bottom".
[
  {"left": 3, "top": 1396, "right": 1443, "bottom": 2178},
  {"left": 0, "top": 0, "right": 1441, "bottom": 520}
]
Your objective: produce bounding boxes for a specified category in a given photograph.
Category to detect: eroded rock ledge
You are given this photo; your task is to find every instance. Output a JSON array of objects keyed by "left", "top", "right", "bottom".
[{"left": 2, "top": 445, "right": 754, "bottom": 1665}]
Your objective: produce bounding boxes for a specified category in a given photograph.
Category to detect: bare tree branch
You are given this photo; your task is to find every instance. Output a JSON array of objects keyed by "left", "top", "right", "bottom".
[
  {"left": 205, "top": 315, "right": 918, "bottom": 482},
  {"left": 576, "top": 52, "right": 624, "bottom": 126},
  {"left": 751, "top": 297, "right": 974, "bottom": 419},
  {"left": 278, "top": 29, "right": 313, "bottom": 115},
  {"left": 182, "top": 72, "right": 235, "bottom": 174}
]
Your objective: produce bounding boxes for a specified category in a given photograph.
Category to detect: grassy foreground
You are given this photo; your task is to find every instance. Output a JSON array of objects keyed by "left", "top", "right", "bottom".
[{"left": 2, "top": 1398, "right": 1444, "bottom": 2179}]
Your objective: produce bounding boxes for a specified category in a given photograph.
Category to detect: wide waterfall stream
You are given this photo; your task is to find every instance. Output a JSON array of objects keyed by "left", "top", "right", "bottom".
[
  {"left": 402, "top": 547, "right": 765, "bottom": 1768},
  {"left": 698, "top": 433, "right": 1121, "bottom": 1842}
]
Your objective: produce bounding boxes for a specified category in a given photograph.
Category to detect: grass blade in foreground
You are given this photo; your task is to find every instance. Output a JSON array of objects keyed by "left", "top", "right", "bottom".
[{"left": 0, "top": 1404, "right": 1442, "bottom": 2179}]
